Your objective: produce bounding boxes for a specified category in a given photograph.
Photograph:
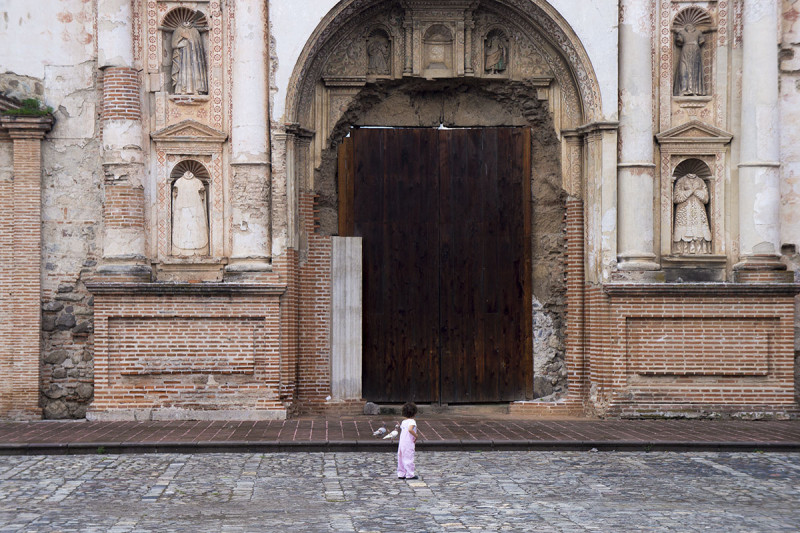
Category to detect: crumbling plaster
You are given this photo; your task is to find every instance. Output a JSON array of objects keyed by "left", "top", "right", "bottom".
[{"left": 1, "top": 0, "right": 100, "bottom": 418}]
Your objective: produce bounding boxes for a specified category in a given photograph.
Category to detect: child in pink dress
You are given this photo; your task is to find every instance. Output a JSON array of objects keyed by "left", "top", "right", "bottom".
[{"left": 397, "top": 402, "right": 418, "bottom": 479}]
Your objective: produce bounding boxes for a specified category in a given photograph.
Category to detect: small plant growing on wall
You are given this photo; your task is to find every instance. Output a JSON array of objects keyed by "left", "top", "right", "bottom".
[{"left": 1, "top": 98, "right": 53, "bottom": 117}]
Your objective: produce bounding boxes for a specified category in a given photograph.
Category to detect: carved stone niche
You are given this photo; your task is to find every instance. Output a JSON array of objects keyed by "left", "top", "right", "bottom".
[
  {"left": 159, "top": 7, "right": 210, "bottom": 102},
  {"left": 423, "top": 24, "right": 455, "bottom": 78},
  {"left": 671, "top": 7, "right": 714, "bottom": 100},
  {"left": 401, "top": 0, "right": 479, "bottom": 79},
  {"left": 656, "top": 120, "right": 732, "bottom": 281},
  {"left": 151, "top": 120, "right": 228, "bottom": 282},
  {"left": 483, "top": 28, "right": 509, "bottom": 77},
  {"left": 366, "top": 28, "right": 393, "bottom": 78}
]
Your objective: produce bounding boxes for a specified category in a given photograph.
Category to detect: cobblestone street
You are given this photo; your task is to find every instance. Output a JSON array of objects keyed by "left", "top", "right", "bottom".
[{"left": 1, "top": 451, "right": 798, "bottom": 532}]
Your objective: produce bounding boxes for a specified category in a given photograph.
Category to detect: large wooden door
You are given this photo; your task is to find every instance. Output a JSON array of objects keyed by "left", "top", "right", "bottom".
[{"left": 339, "top": 127, "right": 532, "bottom": 403}]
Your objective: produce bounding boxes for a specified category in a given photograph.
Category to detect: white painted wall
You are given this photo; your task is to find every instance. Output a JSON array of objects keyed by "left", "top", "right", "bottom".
[
  {"left": 0, "top": 0, "right": 95, "bottom": 80},
  {"left": 548, "top": 0, "right": 618, "bottom": 121},
  {"left": 270, "top": 0, "right": 619, "bottom": 122}
]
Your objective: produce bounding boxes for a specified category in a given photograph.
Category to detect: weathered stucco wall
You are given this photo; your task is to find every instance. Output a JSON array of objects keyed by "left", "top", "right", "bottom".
[
  {"left": 1, "top": 0, "right": 101, "bottom": 418},
  {"left": 782, "top": 0, "right": 800, "bottom": 252},
  {"left": 781, "top": 0, "right": 800, "bottom": 399}
]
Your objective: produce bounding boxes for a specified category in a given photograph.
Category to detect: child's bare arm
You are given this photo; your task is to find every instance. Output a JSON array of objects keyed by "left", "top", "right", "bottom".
[{"left": 409, "top": 425, "right": 418, "bottom": 439}]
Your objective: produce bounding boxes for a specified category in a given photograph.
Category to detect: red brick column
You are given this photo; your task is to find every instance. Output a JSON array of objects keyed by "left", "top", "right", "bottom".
[
  {"left": 564, "top": 197, "right": 587, "bottom": 402},
  {"left": 97, "top": 67, "right": 149, "bottom": 280},
  {"left": 0, "top": 115, "right": 53, "bottom": 419}
]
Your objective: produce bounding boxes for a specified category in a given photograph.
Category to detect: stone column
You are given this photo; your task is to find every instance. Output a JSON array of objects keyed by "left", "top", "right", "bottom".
[
  {"left": 617, "top": 0, "right": 659, "bottom": 271},
  {"left": 228, "top": 0, "right": 271, "bottom": 272},
  {"left": 403, "top": 20, "right": 413, "bottom": 75},
  {"left": 582, "top": 122, "right": 619, "bottom": 283},
  {"left": 735, "top": 0, "right": 788, "bottom": 280},
  {"left": 0, "top": 115, "right": 53, "bottom": 419},
  {"left": 97, "top": 0, "right": 149, "bottom": 280}
]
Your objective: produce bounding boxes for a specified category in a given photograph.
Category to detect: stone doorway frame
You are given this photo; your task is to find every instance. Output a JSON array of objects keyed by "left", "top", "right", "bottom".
[{"left": 281, "top": 0, "right": 612, "bottom": 414}]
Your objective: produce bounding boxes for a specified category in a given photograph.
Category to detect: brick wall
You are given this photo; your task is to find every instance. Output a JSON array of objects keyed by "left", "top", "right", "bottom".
[
  {"left": 89, "top": 287, "right": 285, "bottom": 417},
  {"left": 0, "top": 141, "right": 12, "bottom": 417},
  {"left": 585, "top": 285, "right": 798, "bottom": 417},
  {"left": 101, "top": 68, "right": 141, "bottom": 122},
  {"left": 296, "top": 192, "right": 334, "bottom": 410}
]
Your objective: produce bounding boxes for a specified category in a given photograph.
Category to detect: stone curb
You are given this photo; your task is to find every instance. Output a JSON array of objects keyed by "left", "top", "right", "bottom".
[{"left": 1, "top": 440, "right": 798, "bottom": 456}]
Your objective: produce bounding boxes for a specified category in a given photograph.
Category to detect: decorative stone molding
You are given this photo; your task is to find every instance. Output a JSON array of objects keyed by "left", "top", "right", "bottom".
[{"left": 286, "top": 0, "right": 602, "bottom": 130}]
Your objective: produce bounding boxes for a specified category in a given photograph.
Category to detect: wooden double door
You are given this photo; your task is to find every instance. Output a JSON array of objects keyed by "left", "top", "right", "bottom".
[{"left": 338, "top": 127, "right": 532, "bottom": 403}]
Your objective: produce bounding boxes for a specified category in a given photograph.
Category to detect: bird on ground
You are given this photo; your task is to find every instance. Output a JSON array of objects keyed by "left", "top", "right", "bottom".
[
  {"left": 372, "top": 425, "right": 387, "bottom": 437},
  {"left": 383, "top": 424, "right": 400, "bottom": 440}
]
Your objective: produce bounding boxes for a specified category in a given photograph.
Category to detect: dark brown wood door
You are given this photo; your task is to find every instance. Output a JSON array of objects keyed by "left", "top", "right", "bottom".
[{"left": 339, "top": 127, "right": 532, "bottom": 403}]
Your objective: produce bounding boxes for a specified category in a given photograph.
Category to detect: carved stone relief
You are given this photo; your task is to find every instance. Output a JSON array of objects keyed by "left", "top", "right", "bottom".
[
  {"left": 484, "top": 29, "right": 508, "bottom": 75},
  {"left": 672, "top": 8, "right": 712, "bottom": 97},
  {"left": 160, "top": 8, "right": 209, "bottom": 96},
  {"left": 367, "top": 29, "right": 391, "bottom": 76},
  {"left": 656, "top": 120, "right": 732, "bottom": 264},
  {"left": 672, "top": 162, "right": 712, "bottom": 255},
  {"left": 287, "top": 0, "right": 602, "bottom": 129},
  {"left": 151, "top": 120, "right": 228, "bottom": 265},
  {"left": 171, "top": 161, "right": 210, "bottom": 257}
]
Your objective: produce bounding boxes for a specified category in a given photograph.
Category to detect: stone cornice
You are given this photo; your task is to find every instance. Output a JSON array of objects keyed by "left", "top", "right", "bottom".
[
  {"left": 603, "top": 283, "right": 800, "bottom": 298},
  {"left": 86, "top": 282, "right": 286, "bottom": 297},
  {"left": 0, "top": 115, "right": 54, "bottom": 140}
]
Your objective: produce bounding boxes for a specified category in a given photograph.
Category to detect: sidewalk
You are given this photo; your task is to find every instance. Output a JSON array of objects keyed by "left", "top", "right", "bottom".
[{"left": 2, "top": 416, "right": 799, "bottom": 454}]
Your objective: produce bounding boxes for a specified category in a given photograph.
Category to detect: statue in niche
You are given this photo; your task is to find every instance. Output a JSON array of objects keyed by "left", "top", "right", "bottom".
[
  {"left": 171, "top": 20, "right": 208, "bottom": 95},
  {"left": 484, "top": 33, "right": 508, "bottom": 74},
  {"left": 673, "top": 23, "right": 706, "bottom": 96},
  {"left": 172, "top": 171, "right": 209, "bottom": 256},
  {"left": 673, "top": 174, "right": 712, "bottom": 254},
  {"left": 367, "top": 32, "right": 390, "bottom": 76}
]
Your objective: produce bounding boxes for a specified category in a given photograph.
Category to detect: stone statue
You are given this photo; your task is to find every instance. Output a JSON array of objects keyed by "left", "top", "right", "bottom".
[
  {"left": 171, "top": 21, "right": 208, "bottom": 95},
  {"left": 367, "top": 35, "right": 390, "bottom": 76},
  {"left": 673, "top": 174, "right": 712, "bottom": 255},
  {"left": 485, "top": 34, "right": 507, "bottom": 74},
  {"left": 172, "top": 171, "right": 209, "bottom": 256},
  {"left": 673, "top": 24, "right": 706, "bottom": 96}
]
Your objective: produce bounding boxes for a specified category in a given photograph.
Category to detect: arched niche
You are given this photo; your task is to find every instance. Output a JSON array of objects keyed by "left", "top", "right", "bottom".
[{"left": 169, "top": 160, "right": 211, "bottom": 258}]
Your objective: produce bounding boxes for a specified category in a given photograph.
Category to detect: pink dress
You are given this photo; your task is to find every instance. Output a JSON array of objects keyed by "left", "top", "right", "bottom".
[{"left": 396, "top": 418, "right": 417, "bottom": 478}]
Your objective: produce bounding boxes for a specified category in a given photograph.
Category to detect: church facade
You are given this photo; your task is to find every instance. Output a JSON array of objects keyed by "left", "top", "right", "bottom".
[{"left": 1, "top": 0, "right": 798, "bottom": 420}]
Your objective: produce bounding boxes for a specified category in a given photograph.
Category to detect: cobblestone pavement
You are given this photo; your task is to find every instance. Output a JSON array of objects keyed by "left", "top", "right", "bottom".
[{"left": 1, "top": 451, "right": 799, "bottom": 532}]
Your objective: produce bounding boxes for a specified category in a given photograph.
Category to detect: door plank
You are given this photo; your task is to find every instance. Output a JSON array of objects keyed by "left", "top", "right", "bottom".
[{"left": 352, "top": 127, "right": 532, "bottom": 404}]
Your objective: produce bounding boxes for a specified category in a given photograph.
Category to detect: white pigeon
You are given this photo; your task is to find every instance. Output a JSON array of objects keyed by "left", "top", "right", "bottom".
[
  {"left": 382, "top": 424, "right": 400, "bottom": 440},
  {"left": 372, "top": 426, "right": 387, "bottom": 437}
]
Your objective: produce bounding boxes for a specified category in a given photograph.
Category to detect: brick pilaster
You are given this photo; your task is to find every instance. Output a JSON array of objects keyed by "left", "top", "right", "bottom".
[{"left": 0, "top": 115, "right": 53, "bottom": 419}]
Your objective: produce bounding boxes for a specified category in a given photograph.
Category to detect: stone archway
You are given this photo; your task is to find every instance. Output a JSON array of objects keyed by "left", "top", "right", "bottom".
[{"left": 283, "top": 0, "right": 605, "bottom": 409}]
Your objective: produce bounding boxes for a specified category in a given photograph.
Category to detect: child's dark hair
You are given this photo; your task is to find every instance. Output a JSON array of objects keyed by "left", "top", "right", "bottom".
[{"left": 402, "top": 402, "right": 417, "bottom": 418}]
